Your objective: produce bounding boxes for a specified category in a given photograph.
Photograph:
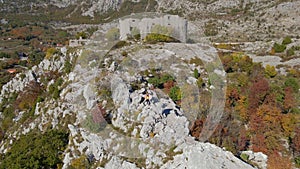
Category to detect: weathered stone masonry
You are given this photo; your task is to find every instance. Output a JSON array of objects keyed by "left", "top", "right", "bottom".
[{"left": 119, "top": 14, "right": 188, "bottom": 43}]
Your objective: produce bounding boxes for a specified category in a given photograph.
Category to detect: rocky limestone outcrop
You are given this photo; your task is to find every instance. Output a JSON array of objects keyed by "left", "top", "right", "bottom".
[
  {"left": 161, "top": 142, "right": 254, "bottom": 169},
  {"left": 241, "top": 151, "right": 268, "bottom": 169},
  {"left": 0, "top": 38, "right": 255, "bottom": 169},
  {"left": 50, "top": 40, "right": 254, "bottom": 168}
]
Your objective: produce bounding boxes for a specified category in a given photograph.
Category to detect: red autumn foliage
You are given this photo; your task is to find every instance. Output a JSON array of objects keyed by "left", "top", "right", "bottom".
[
  {"left": 238, "top": 126, "right": 250, "bottom": 151},
  {"left": 248, "top": 76, "right": 269, "bottom": 114},
  {"left": 226, "top": 87, "right": 240, "bottom": 109},
  {"left": 189, "top": 118, "right": 205, "bottom": 139},
  {"left": 251, "top": 133, "right": 268, "bottom": 154},
  {"left": 163, "top": 80, "right": 175, "bottom": 93},
  {"left": 292, "top": 127, "right": 300, "bottom": 156},
  {"left": 10, "top": 27, "right": 31, "bottom": 39},
  {"left": 267, "top": 151, "right": 292, "bottom": 169}
]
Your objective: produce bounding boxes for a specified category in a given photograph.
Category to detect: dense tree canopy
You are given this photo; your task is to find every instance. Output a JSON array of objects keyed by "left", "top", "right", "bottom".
[{"left": 0, "top": 130, "right": 69, "bottom": 169}]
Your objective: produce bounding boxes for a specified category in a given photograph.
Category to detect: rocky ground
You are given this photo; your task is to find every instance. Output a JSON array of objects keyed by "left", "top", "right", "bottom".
[{"left": 0, "top": 30, "right": 260, "bottom": 168}]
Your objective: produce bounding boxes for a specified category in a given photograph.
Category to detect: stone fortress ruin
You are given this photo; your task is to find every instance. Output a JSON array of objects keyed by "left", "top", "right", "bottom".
[{"left": 119, "top": 13, "right": 188, "bottom": 43}]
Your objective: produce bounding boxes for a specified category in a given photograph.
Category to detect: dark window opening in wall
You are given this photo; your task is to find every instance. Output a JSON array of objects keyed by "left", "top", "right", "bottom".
[
  {"left": 168, "top": 23, "right": 171, "bottom": 26},
  {"left": 132, "top": 20, "right": 135, "bottom": 22},
  {"left": 130, "top": 27, "right": 133, "bottom": 31},
  {"left": 168, "top": 16, "right": 170, "bottom": 20}
]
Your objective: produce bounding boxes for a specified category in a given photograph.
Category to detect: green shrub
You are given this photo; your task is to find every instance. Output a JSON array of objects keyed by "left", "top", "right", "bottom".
[
  {"left": 194, "top": 69, "right": 200, "bottom": 78},
  {"left": 148, "top": 77, "right": 160, "bottom": 87},
  {"left": 18, "top": 60, "right": 28, "bottom": 67},
  {"left": 45, "top": 48, "right": 58, "bottom": 59},
  {"left": 48, "top": 78, "right": 64, "bottom": 99},
  {"left": 240, "top": 153, "right": 249, "bottom": 161},
  {"left": 53, "top": 88, "right": 60, "bottom": 99},
  {"left": 56, "top": 77, "right": 64, "bottom": 86},
  {"left": 161, "top": 74, "right": 175, "bottom": 84},
  {"left": 64, "top": 61, "right": 72, "bottom": 74},
  {"left": 169, "top": 86, "right": 182, "bottom": 102},
  {"left": 284, "top": 77, "right": 299, "bottom": 92},
  {"left": 273, "top": 43, "right": 286, "bottom": 53},
  {"left": 265, "top": 64, "right": 277, "bottom": 78},
  {"left": 295, "top": 156, "right": 300, "bottom": 167},
  {"left": 292, "top": 46, "right": 300, "bottom": 51},
  {"left": 282, "top": 36, "right": 292, "bottom": 45},
  {"left": 0, "top": 52, "right": 11, "bottom": 58},
  {"left": 148, "top": 73, "right": 174, "bottom": 88},
  {"left": 28, "top": 50, "right": 45, "bottom": 66},
  {"left": 286, "top": 48, "right": 295, "bottom": 57},
  {"left": 75, "top": 31, "right": 87, "bottom": 39},
  {"left": 144, "top": 33, "right": 178, "bottom": 43}
]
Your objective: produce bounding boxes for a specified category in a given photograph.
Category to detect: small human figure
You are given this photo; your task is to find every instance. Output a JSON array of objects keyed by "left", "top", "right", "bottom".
[
  {"left": 139, "top": 91, "right": 151, "bottom": 106},
  {"left": 144, "top": 93, "right": 151, "bottom": 105}
]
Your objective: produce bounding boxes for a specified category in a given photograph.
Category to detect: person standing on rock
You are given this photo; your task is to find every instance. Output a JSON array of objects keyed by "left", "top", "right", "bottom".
[
  {"left": 144, "top": 92, "right": 151, "bottom": 105},
  {"left": 139, "top": 91, "right": 152, "bottom": 106}
]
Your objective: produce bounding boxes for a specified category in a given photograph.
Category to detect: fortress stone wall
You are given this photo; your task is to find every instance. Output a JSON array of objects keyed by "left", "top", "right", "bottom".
[{"left": 119, "top": 14, "right": 187, "bottom": 43}]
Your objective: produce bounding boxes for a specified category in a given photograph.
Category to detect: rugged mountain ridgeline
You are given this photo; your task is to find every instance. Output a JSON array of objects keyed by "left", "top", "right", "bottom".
[
  {"left": 0, "top": 0, "right": 299, "bottom": 169},
  {"left": 1, "top": 0, "right": 299, "bottom": 39}
]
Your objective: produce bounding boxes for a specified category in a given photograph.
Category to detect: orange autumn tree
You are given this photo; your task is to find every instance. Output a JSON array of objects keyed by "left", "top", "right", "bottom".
[
  {"left": 250, "top": 104, "right": 283, "bottom": 153},
  {"left": 10, "top": 27, "right": 31, "bottom": 39},
  {"left": 235, "top": 95, "right": 248, "bottom": 123},
  {"left": 267, "top": 152, "right": 292, "bottom": 169}
]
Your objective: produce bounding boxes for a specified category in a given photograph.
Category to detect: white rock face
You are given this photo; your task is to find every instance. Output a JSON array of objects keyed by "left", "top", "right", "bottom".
[
  {"left": 50, "top": 0, "right": 122, "bottom": 16},
  {"left": 81, "top": 0, "right": 122, "bottom": 17},
  {"left": 83, "top": 84, "right": 97, "bottom": 109},
  {"left": 104, "top": 156, "right": 139, "bottom": 169},
  {"left": 161, "top": 142, "right": 254, "bottom": 169}
]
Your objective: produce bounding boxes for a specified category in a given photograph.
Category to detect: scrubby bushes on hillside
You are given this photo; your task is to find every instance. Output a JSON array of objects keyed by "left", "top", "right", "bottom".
[
  {"left": 265, "top": 64, "right": 277, "bottom": 78},
  {"left": 48, "top": 77, "right": 64, "bottom": 100},
  {"left": 0, "top": 130, "right": 69, "bottom": 169},
  {"left": 144, "top": 33, "right": 178, "bottom": 43},
  {"left": 190, "top": 50, "right": 300, "bottom": 168},
  {"left": 147, "top": 72, "right": 174, "bottom": 89},
  {"left": 273, "top": 43, "right": 286, "bottom": 53},
  {"left": 282, "top": 36, "right": 292, "bottom": 45}
]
